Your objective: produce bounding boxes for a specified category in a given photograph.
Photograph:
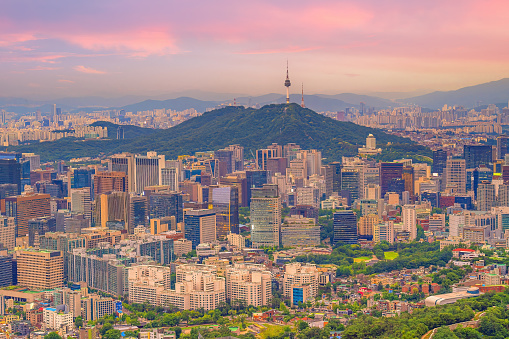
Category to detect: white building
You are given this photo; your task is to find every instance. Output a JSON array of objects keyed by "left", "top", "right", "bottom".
[
  {"left": 43, "top": 306, "right": 73, "bottom": 330},
  {"left": 402, "top": 205, "right": 417, "bottom": 240},
  {"left": 225, "top": 263, "right": 271, "bottom": 307}
]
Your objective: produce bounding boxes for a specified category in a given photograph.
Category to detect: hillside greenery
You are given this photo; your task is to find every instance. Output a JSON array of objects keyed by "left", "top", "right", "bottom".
[{"left": 3, "top": 104, "right": 430, "bottom": 162}]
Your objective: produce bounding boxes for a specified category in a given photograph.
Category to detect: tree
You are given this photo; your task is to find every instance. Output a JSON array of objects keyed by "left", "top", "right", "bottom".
[
  {"left": 433, "top": 326, "right": 458, "bottom": 339},
  {"left": 44, "top": 333, "right": 62, "bottom": 339},
  {"left": 297, "top": 320, "right": 309, "bottom": 331},
  {"left": 100, "top": 322, "right": 113, "bottom": 335},
  {"left": 75, "top": 316, "right": 83, "bottom": 328},
  {"left": 103, "top": 329, "right": 122, "bottom": 339}
]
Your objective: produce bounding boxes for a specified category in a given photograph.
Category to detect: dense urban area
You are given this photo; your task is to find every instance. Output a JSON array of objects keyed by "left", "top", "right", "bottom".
[{"left": 1, "top": 98, "right": 509, "bottom": 339}]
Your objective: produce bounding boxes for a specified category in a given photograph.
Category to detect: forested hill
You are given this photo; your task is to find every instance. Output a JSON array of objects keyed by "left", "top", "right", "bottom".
[{"left": 4, "top": 104, "right": 430, "bottom": 162}]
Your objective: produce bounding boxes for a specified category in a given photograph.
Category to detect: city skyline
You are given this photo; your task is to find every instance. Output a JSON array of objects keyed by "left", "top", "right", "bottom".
[{"left": 2, "top": 0, "right": 509, "bottom": 99}]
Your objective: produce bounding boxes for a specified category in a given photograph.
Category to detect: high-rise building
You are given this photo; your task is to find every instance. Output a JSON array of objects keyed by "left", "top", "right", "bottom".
[
  {"left": 283, "top": 263, "right": 319, "bottom": 306},
  {"left": 446, "top": 159, "right": 466, "bottom": 194},
  {"left": 210, "top": 186, "right": 239, "bottom": 238},
  {"left": 94, "top": 192, "right": 129, "bottom": 229},
  {"left": 214, "top": 148, "right": 234, "bottom": 176},
  {"left": 148, "top": 191, "right": 183, "bottom": 223},
  {"left": 28, "top": 216, "right": 56, "bottom": 247},
  {"left": 0, "top": 256, "right": 13, "bottom": 287},
  {"left": 129, "top": 195, "right": 148, "bottom": 232},
  {"left": 329, "top": 162, "right": 342, "bottom": 193},
  {"left": 402, "top": 166, "right": 414, "bottom": 198},
  {"left": 296, "top": 186, "right": 320, "bottom": 209},
  {"left": 364, "top": 184, "right": 381, "bottom": 200},
  {"left": 220, "top": 175, "right": 248, "bottom": 207},
  {"left": 73, "top": 168, "right": 94, "bottom": 189},
  {"left": 250, "top": 184, "right": 281, "bottom": 248},
  {"left": 380, "top": 162, "right": 403, "bottom": 197},
  {"left": 341, "top": 167, "right": 361, "bottom": 201},
  {"left": 225, "top": 263, "right": 271, "bottom": 307},
  {"left": 110, "top": 153, "right": 136, "bottom": 192},
  {"left": 280, "top": 215, "right": 320, "bottom": 247},
  {"left": 497, "top": 136, "right": 509, "bottom": 160},
  {"left": 161, "top": 167, "right": 179, "bottom": 191},
  {"left": 373, "top": 221, "right": 394, "bottom": 244},
  {"left": 93, "top": 171, "right": 128, "bottom": 196},
  {"left": 5, "top": 193, "right": 51, "bottom": 237},
  {"left": 0, "top": 159, "right": 21, "bottom": 195},
  {"left": 432, "top": 149, "right": 448, "bottom": 175},
  {"left": 39, "top": 232, "right": 86, "bottom": 279},
  {"left": 16, "top": 249, "right": 63, "bottom": 290},
  {"left": 256, "top": 148, "right": 279, "bottom": 171},
  {"left": 71, "top": 187, "right": 92, "bottom": 220},
  {"left": 184, "top": 209, "right": 216, "bottom": 249},
  {"left": 464, "top": 145, "right": 493, "bottom": 169},
  {"left": 358, "top": 214, "right": 379, "bottom": 240},
  {"left": 333, "top": 210, "right": 358, "bottom": 245},
  {"left": 402, "top": 205, "right": 417, "bottom": 240},
  {"left": 477, "top": 182, "right": 496, "bottom": 211},
  {"left": 0, "top": 217, "right": 15, "bottom": 250}
]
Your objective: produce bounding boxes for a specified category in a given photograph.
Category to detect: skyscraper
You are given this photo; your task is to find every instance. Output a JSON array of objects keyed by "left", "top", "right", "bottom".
[
  {"left": 211, "top": 186, "right": 239, "bottom": 238},
  {"left": 497, "top": 136, "right": 509, "bottom": 160},
  {"left": 148, "top": 191, "right": 183, "bottom": 223},
  {"left": 380, "top": 162, "right": 403, "bottom": 197},
  {"left": 0, "top": 216, "right": 15, "bottom": 250},
  {"left": 129, "top": 195, "right": 148, "bottom": 232},
  {"left": 93, "top": 171, "right": 128, "bottom": 196},
  {"left": 402, "top": 205, "right": 417, "bottom": 240},
  {"left": 0, "top": 159, "right": 21, "bottom": 195},
  {"left": 5, "top": 193, "right": 51, "bottom": 237},
  {"left": 333, "top": 210, "right": 358, "bottom": 245},
  {"left": 464, "top": 145, "right": 492, "bottom": 169},
  {"left": 445, "top": 159, "right": 466, "bottom": 194},
  {"left": 70, "top": 187, "right": 92, "bottom": 220},
  {"left": 73, "top": 168, "right": 93, "bottom": 189},
  {"left": 250, "top": 184, "right": 281, "bottom": 248},
  {"left": 432, "top": 149, "right": 448, "bottom": 175},
  {"left": 184, "top": 209, "right": 217, "bottom": 249},
  {"left": 161, "top": 167, "right": 179, "bottom": 191},
  {"left": 16, "top": 249, "right": 63, "bottom": 290},
  {"left": 477, "top": 182, "right": 496, "bottom": 211}
]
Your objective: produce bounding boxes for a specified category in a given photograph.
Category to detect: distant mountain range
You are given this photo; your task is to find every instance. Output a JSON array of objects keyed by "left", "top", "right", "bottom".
[
  {"left": 4, "top": 104, "right": 430, "bottom": 163},
  {"left": 3, "top": 77, "right": 509, "bottom": 114},
  {"left": 400, "top": 78, "right": 509, "bottom": 109}
]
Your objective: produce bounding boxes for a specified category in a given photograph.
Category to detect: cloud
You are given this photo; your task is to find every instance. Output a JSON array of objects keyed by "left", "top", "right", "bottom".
[
  {"left": 237, "top": 46, "right": 319, "bottom": 55},
  {"left": 28, "top": 66, "right": 60, "bottom": 71},
  {"left": 58, "top": 79, "right": 74, "bottom": 83},
  {"left": 73, "top": 65, "right": 106, "bottom": 74},
  {"left": 345, "top": 73, "right": 361, "bottom": 77}
]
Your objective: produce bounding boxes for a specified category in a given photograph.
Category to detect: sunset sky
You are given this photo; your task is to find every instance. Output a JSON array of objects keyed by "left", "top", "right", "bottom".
[{"left": 1, "top": 0, "right": 509, "bottom": 99}]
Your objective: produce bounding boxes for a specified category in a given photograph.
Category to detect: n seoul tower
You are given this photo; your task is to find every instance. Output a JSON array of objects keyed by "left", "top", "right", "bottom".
[{"left": 284, "top": 61, "right": 291, "bottom": 104}]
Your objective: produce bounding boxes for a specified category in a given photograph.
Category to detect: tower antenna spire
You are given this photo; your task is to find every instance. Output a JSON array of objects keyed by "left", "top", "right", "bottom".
[
  {"left": 301, "top": 83, "right": 305, "bottom": 108},
  {"left": 284, "top": 60, "right": 291, "bottom": 104}
]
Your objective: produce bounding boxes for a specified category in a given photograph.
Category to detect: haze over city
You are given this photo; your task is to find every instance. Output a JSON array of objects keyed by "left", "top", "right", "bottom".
[{"left": 2, "top": 0, "right": 509, "bottom": 99}]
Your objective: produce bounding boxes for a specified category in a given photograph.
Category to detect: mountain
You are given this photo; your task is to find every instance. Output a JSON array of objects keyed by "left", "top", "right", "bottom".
[
  {"left": 401, "top": 78, "right": 509, "bottom": 109},
  {"left": 89, "top": 121, "right": 156, "bottom": 139},
  {"left": 120, "top": 97, "right": 220, "bottom": 113},
  {"left": 316, "top": 93, "right": 395, "bottom": 108},
  {"left": 4, "top": 104, "right": 430, "bottom": 163},
  {"left": 232, "top": 94, "right": 356, "bottom": 111}
]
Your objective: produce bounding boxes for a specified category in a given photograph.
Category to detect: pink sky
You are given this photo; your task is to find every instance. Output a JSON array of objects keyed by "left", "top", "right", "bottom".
[{"left": 1, "top": 0, "right": 509, "bottom": 99}]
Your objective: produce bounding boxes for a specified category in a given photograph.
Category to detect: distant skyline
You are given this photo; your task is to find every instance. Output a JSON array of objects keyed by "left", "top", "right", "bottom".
[{"left": 1, "top": 0, "right": 509, "bottom": 99}]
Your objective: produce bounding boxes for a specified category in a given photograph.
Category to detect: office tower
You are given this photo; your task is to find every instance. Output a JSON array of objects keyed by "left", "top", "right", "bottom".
[
  {"left": 402, "top": 205, "right": 417, "bottom": 240},
  {"left": 161, "top": 167, "right": 179, "bottom": 191},
  {"left": 80, "top": 294, "right": 119, "bottom": 322},
  {"left": 116, "top": 126, "right": 124, "bottom": 139},
  {"left": 256, "top": 148, "right": 279, "bottom": 171},
  {"left": 16, "top": 249, "right": 63, "bottom": 290},
  {"left": 0, "top": 109, "right": 5, "bottom": 124},
  {"left": 73, "top": 168, "right": 93, "bottom": 189},
  {"left": 138, "top": 237, "right": 174, "bottom": 265},
  {"left": 52, "top": 104, "right": 57, "bottom": 122},
  {"left": 357, "top": 214, "right": 379, "bottom": 240},
  {"left": 477, "top": 183, "right": 496, "bottom": 211},
  {"left": 283, "top": 143, "right": 301, "bottom": 161},
  {"left": 473, "top": 166, "right": 493, "bottom": 199},
  {"left": 110, "top": 153, "right": 135, "bottom": 192},
  {"left": 296, "top": 186, "right": 320, "bottom": 209},
  {"left": 280, "top": 215, "right": 320, "bottom": 247},
  {"left": 134, "top": 152, "right": 165, "bottom": 194},
  {"left": 499, "top": 185, "right": 509, "bottom": 207},
  {"left": 30, "top": 169, "right": 56, "bottom": 185},
  {"left": 21, "top": 153, "right": 40, "bottom": 172},
  {"left": 380, "top": 162, "right": 403, "bottom": 197},
  {"left": 300, "top": 149, "right": 322, "bottom": 177},
  {"left": 446, "top": 159, "right": 466, "bottom": 194},
  {"left": 211, "top": 186, "right": 239, "bottom": 238},
  {"left": 360, "top": 199, "right": 378, "bottom": 216},
  {"left": 5, "top": 193, "right": 51, "bottom": 237},
  {"left": 448, "top": 214, "right": 465, "bottom": 238},
  {"left": 220, "top": 175, "right": 248, "bottom": 207},
  {"left": 364, "top": 184, "right": 381, "bottom": 200},
  {"left": 0, "top": 256, "right": 13, "bottom": 287},
  {"left": 333, "top": 210, "right": 358, "bottom": 245},
  {"left": 129, "top": 195, "right": 148, "bottom": 231},
  {"left": 287, "top": 158, "right": 307, "bottom": 179},
  {"left": 28, "top": 217, "right": 56, "bottom": 247},
  {"left": 497, "top": 136, "right": 509, "bottom": 160},
  {"left": 0, "top": 217, "right": 15, "bottom": 250},
  {"left": 432, "top": 149, "right": 448, "bottom": 175},
  {"left": 341, "top": 167, "right": 361, "bottom": 201},
  {"left": 329, "top": 162, "right": 342, "bottom": 193},
  {"left": 71, "top": 187, "right": 92, "bottom": 220},
  {"left": 0, "top": 159, "right": 21, "bottom": 195},
  {"left": 0, "top": 184, "right": 17, "bottom": 200},
  {"left": 214, "top": 148, "right": 234, "bottom": 176},
  {"left": 148, "top": 191, "right": 183, "bottom": 222},
  {"left": 267, "top": 157, "right": 288, "bottom": 176},
  {"left": 39, "top": 232, "right": 86, "bottom": 279},
  {"left": 282, "top": 263, "right": 319, "bottom": 305},
  {"left": 250, "top": 184, "right": 281, "bottom": 248},
  {"left": 184, "top": 209, "right": 216, "bottom": 249},
  {"left": 402, "top": 166, "right": 414, "bottom": 198},
  {"left": 93, "top": 171, "right": 128, "bottom": 196},
  {"left": 227, "top": 144, "right": 244, "bottom": 171},
  {"left": 464, "top": 145, "right": 493, "bottom": 169},
  {"left": 225, "top": 263, "right": 271, "bottom": 307},
  {"left": 373, "top": 221, "right": 395, "bottom": 244},
  {"left": 94, "top": 192, "right": 129, "bottom": 229}
]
